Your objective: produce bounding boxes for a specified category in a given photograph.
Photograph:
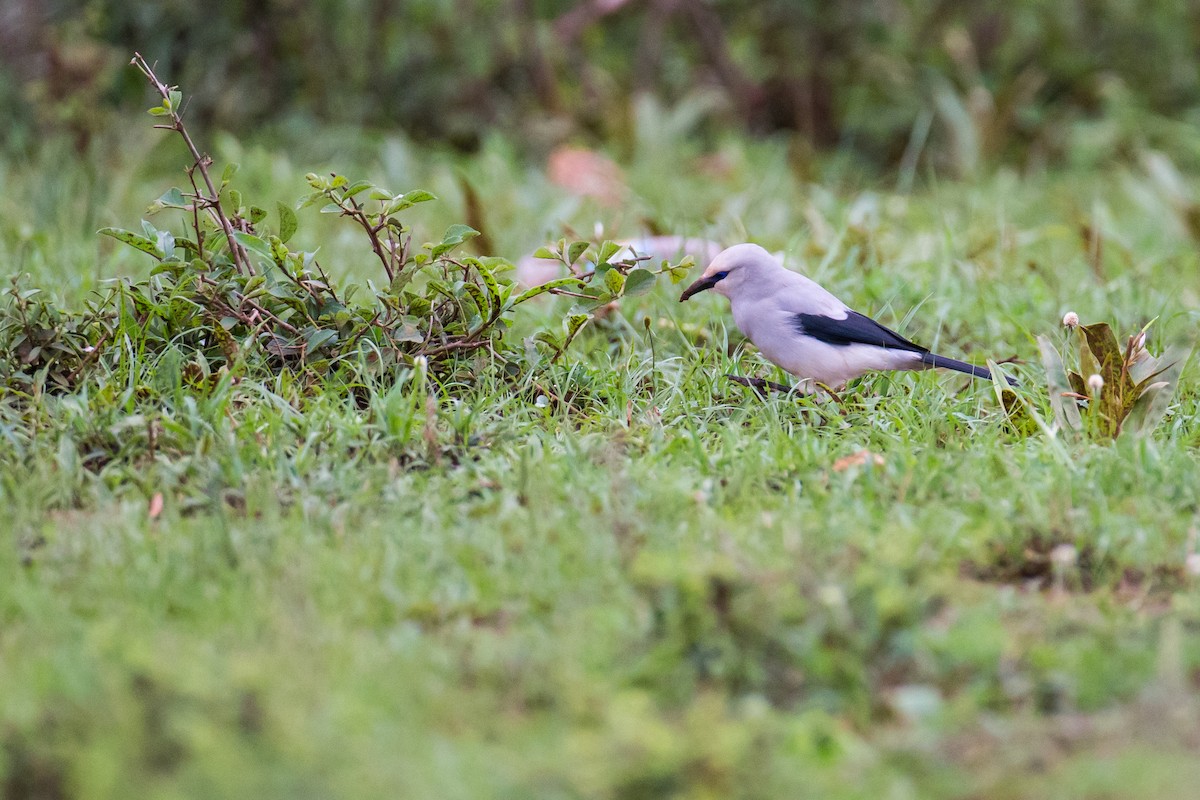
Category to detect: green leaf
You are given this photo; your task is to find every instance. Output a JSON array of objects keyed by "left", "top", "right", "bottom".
[
  {"left": 383, "top": 189, "right": 437, "bottom": 216},
  {"left": 444, "top": 223, "right": 479, "bottom": 244},
  {"left": 232, "top": 232, "right": 273, "bottom": 259},
  {"left": 1037, "top": 335, "right": 1082, "bottom": 432},
  {"left": 1067, "top": 371, "right": 1086, "bottom": 396},
  {"left": 533, "top": 246, "right": 557, "bottom": 260},
  {"left": 147, "top": 106, "right": 170, "bottom": 117},
  {"left": 1121, "top": 344, "right": 1190, "bottom": 437},
  {"left": 403, "top": 189, "right": 436, "bottom": 205},
  {"left": 394, "top": 318, "right": 424, "bottom": 343},
  {"left": 599, "top": 240, "right": 622, "bottom": 263},
  {"left": 168, "top": 89, "right": 182, "bottom": 110},
  {"left": 98, "top": 227, "right": 164, "bottom": 259},
  {"left": 567, "top": 241, "right": 589, "bottom": 266},
  {"left": 429, "top": 224, "right": 480, "bottom": 258},
  {"left": 221, "top": 162, "right": 240, "bottom": 187},
  {"left": 269, "top": 236, "right": 289, "bottom": 266},
  {"left": 342, "top": 180, "right": 374, "bottom": 199},
  {"left": 667, "top": 265, "right": 691, "bottom": 284},
  {"left": 534, "top": 330, "right": 562, "bottom": 349},
  {"left": 480, "top": 256, "right": 514, "bottom": 275},
  {"left": 557, "top": 285, "right": 611, "bottom": 312},
  {"left": 462, "top": 282, "right": 488, "bottom": 315},
  {"left": 1130, "top": 353, "right": 1161, "bottom": 385},
  {"left": 560, "top": 313, "right": 592, "bottom": 353},
  {"left": 243, "top": 275, "right": 267, "bottom": 296},
  {"left": 155, "top": 187, "right": 189, "bottom": 209},
  {"left": 156, "top": 231, "right": 176, "bottom": 261},
  {"left": 425, "top": 279, "right": 454, "bottom": 300},
  {"left": 296, "top": 191, "right": 324, "bottom": 210},
  {"left": 466, "top": 258, "right": 503, "bottom": 311},
  {"left": 277, "top": 202, "right": 298, "bottom": 244},
  {"left": 623, "top": 268, "right": 656, "bottom": 297},
  {"left": 512, "top": 277, "right": 585, "bottom": 304},
  {"left": 1123, "top": 381, "right": 1171, "bottom": 437},
  {"left": 603, "top": 269, "right": 625, "bottom": 295},
  {"left": 248, "top": 206, "right": 267, "bottom": 224},
  {"left": 1079, "top": 322, "right": 1130, "bottom": 394},
  {"left": 304, "top": 328, "right": 339, "bottom": 351}
]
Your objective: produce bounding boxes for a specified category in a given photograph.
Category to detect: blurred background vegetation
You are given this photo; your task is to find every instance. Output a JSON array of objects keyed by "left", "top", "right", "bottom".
[{"left": 5, "top": 0, "right": 1200, "bottom": 176}]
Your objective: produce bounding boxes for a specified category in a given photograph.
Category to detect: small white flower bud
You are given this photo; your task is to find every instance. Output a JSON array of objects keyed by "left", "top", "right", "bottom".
[
  {"left": 1131, "top": 331, "right": 1146, "bottom": 352},
  {"left": 1062, "top": 311, "right": 1080, "bottom": 328},
  {"left": 1087, "top": 373, "right": 1104, "bottom": 393},
  {"left": 1050, "top": 543, "right": 1078, "bottom": 567}
]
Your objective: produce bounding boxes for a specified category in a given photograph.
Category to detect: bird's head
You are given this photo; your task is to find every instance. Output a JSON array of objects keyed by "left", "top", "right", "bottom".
[{"left": 679, "top": 243, "right": 778, "bottom": 302}]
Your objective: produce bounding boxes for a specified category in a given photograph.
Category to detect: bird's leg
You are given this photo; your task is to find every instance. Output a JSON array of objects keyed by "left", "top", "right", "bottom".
[{"left": 725, "top": 375, "right": 797, "bottom": 395}]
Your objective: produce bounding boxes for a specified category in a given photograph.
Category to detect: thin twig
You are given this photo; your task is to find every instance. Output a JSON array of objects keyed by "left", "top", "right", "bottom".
[
  {"left": 195, "top": 273, "right": 301, "bottom": 336},
  {"left": 541, "top": 289, "right": 596, "bottom": 300},
  {"left": 338, "top": 198, "right": 395, "bottom": 282},
  {"left": 420, "top": 338, "right": 491, "bottom": 358},
  {"left": 726, "top": 375, "right": 795, "bottom": 395},
  {"left": 131, "top": 53, "right": 251, "bottom": 276},
  {"left": 65, "top": 332, "right": 110, "bottom": 384}
]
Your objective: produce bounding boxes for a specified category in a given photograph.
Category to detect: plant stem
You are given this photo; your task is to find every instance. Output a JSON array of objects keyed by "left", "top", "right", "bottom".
[
  {"left": 340, "top": 199, "right": 395, "bottom": 282},
  {"left": 131, "top": 53, "right": 251, "bottom": 276}
]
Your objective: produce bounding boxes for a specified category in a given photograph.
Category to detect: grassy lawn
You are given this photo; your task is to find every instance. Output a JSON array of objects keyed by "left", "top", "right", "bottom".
[{"left": 2, "top": 126, "right": 1199, "bottom": 799}]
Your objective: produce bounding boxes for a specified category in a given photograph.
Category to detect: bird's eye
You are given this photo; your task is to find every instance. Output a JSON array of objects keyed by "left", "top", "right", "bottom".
[{"left": 714, "top": 271, "right": 729, "bottom": 280}]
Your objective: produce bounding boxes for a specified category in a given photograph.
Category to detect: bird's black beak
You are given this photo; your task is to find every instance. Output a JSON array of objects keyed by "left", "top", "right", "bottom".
[{"left": 679, "top": 274, "right": 720, "bottom": 302}]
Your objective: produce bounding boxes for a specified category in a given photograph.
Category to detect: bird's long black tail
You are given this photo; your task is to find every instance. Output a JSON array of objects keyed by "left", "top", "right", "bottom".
[{"left": 921, "top": 352, "right": 993, "bottom": 381}]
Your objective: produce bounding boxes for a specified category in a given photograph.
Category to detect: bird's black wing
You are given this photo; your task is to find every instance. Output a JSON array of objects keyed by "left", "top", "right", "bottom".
[
  {"left": 793, "top": 310, "right": 928, "bottom": 353},
  {"left": 795, "top": 310, "right": 997, "bottom": 381}
]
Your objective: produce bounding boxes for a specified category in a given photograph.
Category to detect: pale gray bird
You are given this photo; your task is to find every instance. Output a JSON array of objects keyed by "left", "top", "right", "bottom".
[{"left": 680, "top": 243, "right": 1007, "bottom": 390}]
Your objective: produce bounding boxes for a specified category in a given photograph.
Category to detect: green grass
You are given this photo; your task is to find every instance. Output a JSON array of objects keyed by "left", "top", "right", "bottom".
[{"left": 3, "top": 125, "right": 1200, "bottom": 799}]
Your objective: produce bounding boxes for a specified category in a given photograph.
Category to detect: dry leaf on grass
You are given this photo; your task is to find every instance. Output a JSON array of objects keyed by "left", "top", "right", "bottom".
[{"left": 832, "top": 450, "right": 885, "bottom": 472}]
